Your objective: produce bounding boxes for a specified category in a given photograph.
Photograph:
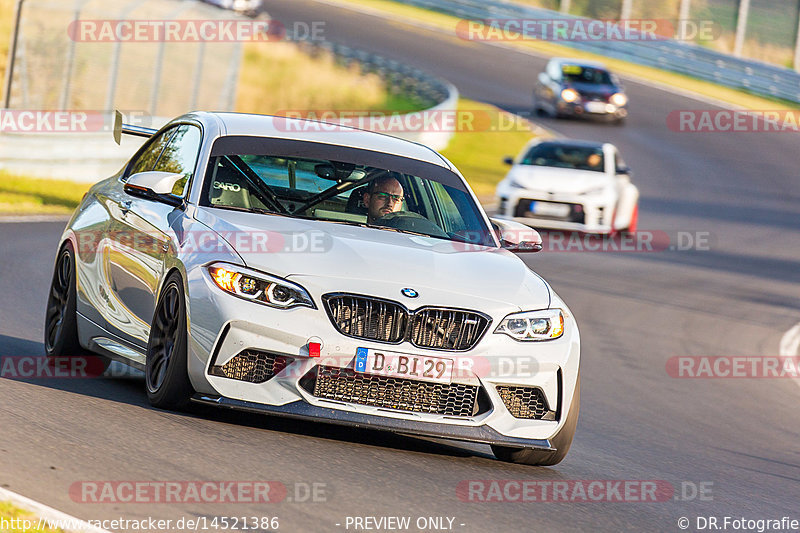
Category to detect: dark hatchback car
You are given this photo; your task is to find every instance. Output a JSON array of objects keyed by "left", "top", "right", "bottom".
[{"left": 533, "top": 58, "right": 628, "bottom": 124}]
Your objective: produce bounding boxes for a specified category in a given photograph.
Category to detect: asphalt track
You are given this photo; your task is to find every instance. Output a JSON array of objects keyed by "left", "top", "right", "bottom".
[{"left": 1, "top": 1, "right": 799, "bottom": 532}]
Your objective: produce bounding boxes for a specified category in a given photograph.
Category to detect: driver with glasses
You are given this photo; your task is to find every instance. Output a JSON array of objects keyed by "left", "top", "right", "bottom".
[{"left": 362, "top": 175, "right": 405, "bottom": 224}]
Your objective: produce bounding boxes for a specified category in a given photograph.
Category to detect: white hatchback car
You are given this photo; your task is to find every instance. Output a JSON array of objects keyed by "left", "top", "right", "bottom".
[
  {"left": 45, "top": 112, "right": 580, "bottom": 466},
  {"left": 496, "top": 139, "right": 639, "bottom": 234}
]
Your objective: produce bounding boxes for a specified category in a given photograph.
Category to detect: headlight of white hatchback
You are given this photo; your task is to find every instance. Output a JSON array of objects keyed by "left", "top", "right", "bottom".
[
  {"left": 610, "top": 92, "right": 627, "bottom": 107},
  {"left": 207, "top": 262, "right": 315, "bottom": 309},
  {"left": 495, "top": 309, "right": 564, "bottom": 341}
]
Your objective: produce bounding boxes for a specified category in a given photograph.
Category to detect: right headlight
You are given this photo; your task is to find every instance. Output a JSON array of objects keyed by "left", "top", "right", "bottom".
[
  {"left": 495, "top": 309, "right": 564, "bottom": 341},
  {"left": 207, "top": 262, "right": 315, "bottom": 309},
  {"left": 610, "top": 92, "right": 628, "bottom": 106}
]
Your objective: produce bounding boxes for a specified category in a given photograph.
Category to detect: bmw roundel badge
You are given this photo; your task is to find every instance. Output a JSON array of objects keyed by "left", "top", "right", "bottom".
[{"left": 401, "top": 288, "right": 419, "bottom": 298}]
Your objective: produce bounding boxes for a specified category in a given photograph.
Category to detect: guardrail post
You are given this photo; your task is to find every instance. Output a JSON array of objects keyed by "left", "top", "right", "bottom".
[
  {"left": 733, "top": 0, "right": 750, "bottom": 57},
  {"left": 559, "top": 0, "right": 571, "bottom": 15}
]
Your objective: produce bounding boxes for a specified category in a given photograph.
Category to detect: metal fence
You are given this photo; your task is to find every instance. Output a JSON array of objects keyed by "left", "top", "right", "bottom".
[
  {"left": 4, "top": 0, "right": 243, "bottom": 116},
  {"left": 406, "top": 0, "right": 800, "bottom": 103},
  {"left": 511, "top": 0, "right": 800, "bottom": 68},
  {"left": 0, "top": 1, "right": 458, "bottom": 180}
]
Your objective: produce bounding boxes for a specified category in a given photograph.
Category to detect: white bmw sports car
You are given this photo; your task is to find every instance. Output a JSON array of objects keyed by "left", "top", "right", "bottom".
[
  {"left": 45, "top": 112, "right": 580, "bottom": 465},
  {"left": 496, "top": 139, "right": 639, "bottom": 235}
]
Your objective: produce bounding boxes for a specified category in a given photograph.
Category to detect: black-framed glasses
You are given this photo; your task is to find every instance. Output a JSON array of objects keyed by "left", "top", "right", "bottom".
[{"left": 374, "top": 192, "right": 404, "bottom": 203}]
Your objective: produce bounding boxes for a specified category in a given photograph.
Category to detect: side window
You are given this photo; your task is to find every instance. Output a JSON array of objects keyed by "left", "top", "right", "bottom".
[
  {"left": 153, "top": 125, "right": 202, "bottom": 197},
  {"left": 126, "top": 129, "right": 175, "bottom": 179}
]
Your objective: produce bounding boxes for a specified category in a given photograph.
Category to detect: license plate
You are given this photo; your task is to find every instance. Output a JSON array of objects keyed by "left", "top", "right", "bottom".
[
  {"left": 585, "top": 101, "right": 612, "bottom": 113},
  {"left": 530, "top": 201, "right": 570, "bottom": 217},
  {"left": 354, "top": 347, "right": 453, "bottom": 384}
]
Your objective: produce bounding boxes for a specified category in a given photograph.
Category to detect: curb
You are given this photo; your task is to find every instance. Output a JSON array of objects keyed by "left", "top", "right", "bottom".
[{"left": 0, "top": 487, "right": 111, "bottom": 533}]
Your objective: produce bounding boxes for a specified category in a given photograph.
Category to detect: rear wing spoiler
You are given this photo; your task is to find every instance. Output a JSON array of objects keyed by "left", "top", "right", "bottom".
[{"left": 113, "top": 110, "right": 157, "bottom": 144}]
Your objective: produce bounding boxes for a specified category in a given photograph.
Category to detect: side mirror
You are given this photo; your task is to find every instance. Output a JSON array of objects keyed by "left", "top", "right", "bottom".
[
  {"left": 538, "top": 72, "right": 550, "bottom": 84},
  {"left": 124, "top": 171, "right": 185, "bottom": 208},
  {"left": 490, "top": 217, "right": 542, "bottom": 253},
  {"left": 502, "top": 156, "right": 514, "bottom": 166}
]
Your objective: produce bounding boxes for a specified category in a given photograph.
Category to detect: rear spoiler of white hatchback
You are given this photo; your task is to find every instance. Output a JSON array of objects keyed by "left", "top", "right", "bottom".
[{"left": 113, "top": 110, "right": 157, "bottom": 144}]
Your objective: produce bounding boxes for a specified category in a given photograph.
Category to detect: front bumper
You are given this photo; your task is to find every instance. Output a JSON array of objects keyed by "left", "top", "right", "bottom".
[
  {"left": 496, "top": 188, "right": 615, "bottom": 234},
  {"left": 557, "top": 100, "right": 627, "bottom": 120},
  {"left": 192, "top": 393, "right": 555, "bottom": 450},
  {"left": 184, "top": 267, "right": 580, "bottom": 446}
]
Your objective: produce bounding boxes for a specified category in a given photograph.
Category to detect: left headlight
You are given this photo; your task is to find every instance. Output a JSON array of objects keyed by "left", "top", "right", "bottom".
[
  {"left": 495, "top": 309, "right": 564, "bottom": 341},
  {"left": 610, "top": 92, "right": 627, "bottom": 107},
  {"left": 561, "top": 88, "right": 581, "bottom": 103},
  {"left": 207, "top": 262, "right": 315, "bottom": 309}
]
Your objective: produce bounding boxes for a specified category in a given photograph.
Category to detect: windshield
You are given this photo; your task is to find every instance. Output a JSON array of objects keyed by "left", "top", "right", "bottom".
[
  {"left": 561, "top": 64, "right": 613, "bottom": 85},
  {"left": 201, "top": 138, "right": 496, "bottom": 246},
  {"left": 520, "top": 143, "right": 605, "bottom": 173}
]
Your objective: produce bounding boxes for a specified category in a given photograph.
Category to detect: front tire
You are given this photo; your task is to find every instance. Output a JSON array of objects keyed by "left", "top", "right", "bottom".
[
  {"left": 146, "top": 272, "right": 194, "bottom": 410},
  {"left": 492, "top": 373, "right": 580, "bottom": 466}
]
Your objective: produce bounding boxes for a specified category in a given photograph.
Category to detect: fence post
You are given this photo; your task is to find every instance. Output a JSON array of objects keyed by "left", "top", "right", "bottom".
[
  {"left": 620, "top": 0, "right": 633, "bottom": 20},
  {"left": 189, "top": 41, "right": 206, "bottom": 111},
  {"left": 105, "top": 0, "right": 147, "bottom": 112},
  {"left": 677, "top": 0, "right": 691, "bottom": 41},
  {"left": 60, "top": 2, "right": 89, "bottom": 110},
  {"left": 221, "top": 41, "right": 243, "bottom": 112},
  {"left": 150, "top": 2, "right": 192, "bottom": 116},
  {"left": 560, "top": 0, "right": 571, "bottom": 15},
  {"left": 733, "top": 0, "right": 750, "bottom": 57},
  {"left": 2, "top": 0, "right": 25, "bottom": 109},
  {"left": 794, "top": 7, "right": 800, "bottom": 71}
]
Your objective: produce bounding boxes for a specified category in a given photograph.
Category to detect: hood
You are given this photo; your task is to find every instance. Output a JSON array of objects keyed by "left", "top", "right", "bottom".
[
  {"left": 507, "top": 165, "right": 610, "bottom": 195},
  {"left": 194, "top": 207, "right": 551, "bottom": 312}
]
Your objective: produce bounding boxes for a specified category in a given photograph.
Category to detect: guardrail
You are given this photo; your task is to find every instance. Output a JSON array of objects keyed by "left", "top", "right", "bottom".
[
  {"left": 402, "top": 0, "right": 800, "bottom": 104},
  {"left": 294, "top": 37, "right": 457, "bottom": 150}
]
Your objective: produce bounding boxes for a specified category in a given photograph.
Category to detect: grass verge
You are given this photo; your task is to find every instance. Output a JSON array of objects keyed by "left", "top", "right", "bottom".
[
  {"left": 0, "top": 172, "right": 90, "bottom": 215},
  {"left": 322, "top": 0, "right": 799, "bottom": 111},
  {"left": 236, "top": 41, "right": 421, "bottom": 114},
  {"left": 0, "top": 501, "right": 63, "bottom": 533},
  {"left": 442, "top": 98, "right": 543, "bottom": 200}
]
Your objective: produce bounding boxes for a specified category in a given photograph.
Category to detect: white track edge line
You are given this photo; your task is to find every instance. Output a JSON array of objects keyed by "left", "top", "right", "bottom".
[{"left": 0, "top": 486, "right": 111, "bottom": 533}]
